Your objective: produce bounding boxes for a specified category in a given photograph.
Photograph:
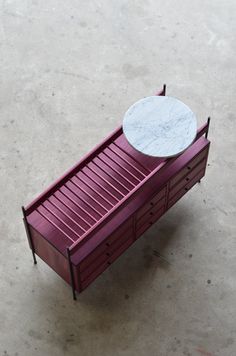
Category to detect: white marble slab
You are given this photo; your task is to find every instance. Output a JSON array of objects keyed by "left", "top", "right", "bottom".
[{"left": 122, "top": 96, "right": 197, "bottom": 158}]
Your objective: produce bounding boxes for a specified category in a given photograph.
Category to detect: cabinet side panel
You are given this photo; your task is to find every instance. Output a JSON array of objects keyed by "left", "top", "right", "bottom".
[{"left": 29, "top": 226, "right": 80, "bottom": 292}]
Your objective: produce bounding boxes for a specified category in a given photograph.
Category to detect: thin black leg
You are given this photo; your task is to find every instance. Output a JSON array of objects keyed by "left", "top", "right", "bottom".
[
  {"left": 67, "top": 248, "right": 77, "bottom": 300},
  {"left": 22, "top": 206, "right": 37, "bottom": 264},
  {"left": 163, "top": 83, "right": 166, "bottom": 96},
  {"left": 205, "top": 117, "right": 211, "bottom": 139}
]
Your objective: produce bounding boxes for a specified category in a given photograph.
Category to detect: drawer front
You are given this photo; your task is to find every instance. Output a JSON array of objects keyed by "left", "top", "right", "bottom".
[
  {"left": 80, "top": 252, "right": 108, "bottom": 281},
  {"left": 81, "top": 235, "right": 133, "bottom": 290},
  {"left": 106, "top": 218, "right": 133, "bottom": 246},
  {"left": 137, "top": 198, "right": 165, "bottom": 229},
  {"left": 170, "top": 146, "right": 209, "bottom": 188},
  {"left": 80, "top": 231, "right": 133, "bottom": 281},
  {"left": 136, "top": 206, "right": 165, "bottom": 238},
  {"left": 79, "top": 217, "right": 132, "bottom": 271},
  {"left": 169, "top": 158, "right": 207, "bottom": 199},
  {"left": 136, "top": 187, "right": 166, "bottom": 220},
  {"left": 81, "top": 259, "right": 110, "bottom": 290},
  {"left": 168, "top": 168, "right": 205, "bottom": 209}
]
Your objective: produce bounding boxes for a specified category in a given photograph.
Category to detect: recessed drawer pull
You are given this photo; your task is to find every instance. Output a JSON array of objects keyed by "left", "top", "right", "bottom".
[
  {"left": 150, "top": 212, "right": 154, "bottom": 216},
  {"left": 186, "top": 177, "right": 190, "bottom": 181},
  {"left": 187, "top": 166, "right": 191, "bottom": 170},
  {"left": 106, "top": 252, "right": 110, "bottom": 256},
  {"left": 107, "top": 261, "right": 111, "bottom": 265},
  {"left": 185, "top": 187, "right": 188, "bottom": 191},
  {"left": 106, "top": 242, "right": 110, "bottom": 247},
  {"left": 150, "top": 202, "right": 154, "bottom": 207},
  {"left": 149, "top": 222, "right": 153, "bottom": 226}
]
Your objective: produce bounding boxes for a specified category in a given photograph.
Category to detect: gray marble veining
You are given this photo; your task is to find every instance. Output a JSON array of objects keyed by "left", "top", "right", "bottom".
[{"left": 122, "top": 96, "right": 197, "bottom": 158}]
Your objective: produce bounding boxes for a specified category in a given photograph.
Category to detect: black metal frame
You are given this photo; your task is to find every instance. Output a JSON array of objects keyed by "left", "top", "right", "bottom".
[
  {"left": 22, "top": 206, "right": 37, "bottom": 264},
  {"left": 205, "top": 117, "right": 211, "bottom": 139},
  {"left": 67, "top": 248, "right": 77, "bottom": 300}
]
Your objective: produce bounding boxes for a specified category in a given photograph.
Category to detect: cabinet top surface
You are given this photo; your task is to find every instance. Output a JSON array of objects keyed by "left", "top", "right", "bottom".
[{"left": 123, "top": 96, "right": 197, "bottom": 158}]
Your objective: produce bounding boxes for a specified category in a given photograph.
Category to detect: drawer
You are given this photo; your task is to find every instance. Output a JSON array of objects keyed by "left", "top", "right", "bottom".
[
  {"left": 137, "top": 198, "right": 165, "bottom": 230},
  {"left": 151, "top": 186, "right": 166, "bottom": 206},
  {"left": 80, "top": 252, "right": 108, "bottom": 281},
  {"left": 81, "top": 236, "right": 133, "bottom": 289},
  {"left": 168, "top": 168, "right": 205, "bottom": 209},
  {"left": 170, "top": 146, "right": 209, "bottom": 188},
  {"left": 81, "top": 259, "right": 110, "bottom": 290},
  {"left": 79, "top": 240, "right": 107, "bottom": 272},
  {"left": 136, "top": 206, "right": 165, "bottom": 238},
  {"left": 108, "top": 236, "right": 133, "bottom": 264},
  {"left": 169, "top": 158, "right": 207, "bottom": 199},
  {"left": 80, "top": 230, "right": 133, "bottom": 282},
  {"left": 136, "top": 187, "right": 166, "bottom": 220},
  {"left": 106, "top": 218, "right": 133, "bottom": 246},
  {"left": 79, "top": 217, "right": 132, "bottom": 271}
]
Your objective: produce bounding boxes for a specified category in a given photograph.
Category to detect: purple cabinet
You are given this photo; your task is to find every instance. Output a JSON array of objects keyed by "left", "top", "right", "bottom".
[{"left": 22, "top": 87, "right": 210, "bottom": 299}]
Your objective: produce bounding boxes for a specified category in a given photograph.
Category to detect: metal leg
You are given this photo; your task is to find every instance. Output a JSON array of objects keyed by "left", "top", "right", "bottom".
[
  {"left": 67, "top": 248, "right": 77, "bottom": 300},
  {"left": 205, "top": 117, "right": 211, "bottom": 139},
  {"left": 22, "top": 206, "right": 37, "bottom": 264},
  {"left": 163, "top": 83, "right": 166, "bottom": 96}
]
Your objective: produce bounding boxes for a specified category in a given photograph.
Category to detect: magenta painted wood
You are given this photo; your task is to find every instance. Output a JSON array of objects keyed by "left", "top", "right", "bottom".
[{"left": 22, "top": 85, "right": 211, "bottom": 299}]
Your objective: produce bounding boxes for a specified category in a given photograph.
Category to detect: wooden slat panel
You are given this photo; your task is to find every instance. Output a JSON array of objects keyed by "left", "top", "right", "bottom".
[
  {"left": 59, "top": 186, "right": 98, "bottom": 223},
  {"left": 73, "top": 174, "right": 113, "bottom": 210},
  {"left": 37, "top": 205, "right": 78, "bottom": 242},
  {"left": 65, "top": 181, "right": 103, "bottom": 218},
  {"left": 67, "top": 179, "right": 107, "bottom": 216},
  {"left": 94, "top": 156, "right": 134, "bottom": 191},
  {"left": 87, "top": 162, "right": 127, "bottom": 196},
  {"left": 54, "top": 190, "right": 93, "bottom": 228},
  {"left": 43, "top": 200, "right": 85, "bottom": 236},
  {"left": 25, "top": 126, "right": 122, "bottom": 215},
  {"left": 109, "top": 142, "right": 149, "bottom": 176},
  {"left": 114, "top": 135, "right": 164, "bottom": 172},
  {"left": 105, "top": 146, "right": 145, "bottom": 181},
  {"left": 99, "top": 150, "right": 140, "bottom": 185},
  {"left": 80, "top": 168, "right": 119, "bottom": 204}
]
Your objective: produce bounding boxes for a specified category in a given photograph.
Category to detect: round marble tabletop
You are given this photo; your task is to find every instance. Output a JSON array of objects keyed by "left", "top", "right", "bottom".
[{"left": 122, "top": 96, "right": 197, "bottom": 158}]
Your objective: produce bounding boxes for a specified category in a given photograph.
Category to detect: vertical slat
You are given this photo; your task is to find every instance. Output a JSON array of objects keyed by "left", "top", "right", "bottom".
[
  {"left": 54, "top": 191, "right": 92, "bottom": 228},
  {"left": 87, "top": 164, "right": 125, "bottom": 197},
  {"left": 110, "top": 143, "right": 149, "bottom": 176},
  {"left": 103, "top": 148, "right": 141, "bottom": 182},
  {"left": 82, "top": 168, "right": 120, "bottom": 202},
  {"left": 93, "top": 158, "right": 131, "bottom": 192},
  {"left": 71, "top": 176, "right": 109, "bottom": 212},
  {"left": 98, "top": 153, "right": 137, "bottom": 187},
  {"left": 76, "top": 172, "right": 114, "bottom": 208}
]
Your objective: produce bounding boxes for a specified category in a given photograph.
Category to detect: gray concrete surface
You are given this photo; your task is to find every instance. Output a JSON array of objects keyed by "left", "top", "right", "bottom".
[{"left": 0, "top": 1, "right": 235, "bottom": 355}]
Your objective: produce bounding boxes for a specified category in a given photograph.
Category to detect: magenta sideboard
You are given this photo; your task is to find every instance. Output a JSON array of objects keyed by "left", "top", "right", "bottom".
[{"left": 22, "top": 85, "right": 211, "bottom": 299}]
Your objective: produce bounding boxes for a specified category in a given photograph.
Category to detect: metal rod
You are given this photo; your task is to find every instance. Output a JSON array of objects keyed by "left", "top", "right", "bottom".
[
  {"left": 21, "top": 206, "right": 37, "bottom": 264},
  {"left": 67, "top": 247, "right": 77, "bottom": 300},
  {"left": 162, "top": 84, "right": 166, "bottom": 96},
  {"left": 205, "top": 117, "right": 211, "bottom": 139}
]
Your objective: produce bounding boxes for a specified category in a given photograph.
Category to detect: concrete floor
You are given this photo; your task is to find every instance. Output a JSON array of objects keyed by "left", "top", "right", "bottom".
[{"left": 0, "top": 1, "right": 235, "bottom": 355}]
